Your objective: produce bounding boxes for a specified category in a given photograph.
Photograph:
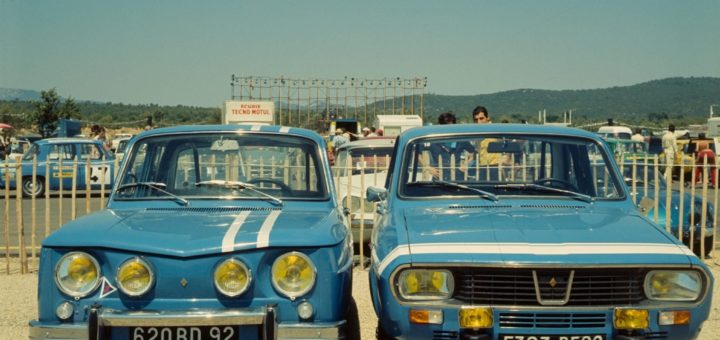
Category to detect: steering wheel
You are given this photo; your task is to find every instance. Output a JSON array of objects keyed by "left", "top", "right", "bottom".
[
  {"left": 534, "top": 177, "right": 579, "bottom": 191},
  {"left": 247, "top": 178, "right": 293, "bottom": 195}
]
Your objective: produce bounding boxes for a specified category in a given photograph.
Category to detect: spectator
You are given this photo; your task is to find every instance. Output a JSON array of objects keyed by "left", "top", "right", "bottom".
[
  {"left": 361, "top": 127, "right": 372, "bottom": 138},
  {"left": 662, "top": 124, "right": 678, "bottom": 179},
  {"left": 423, "top": 112, "right": 475, "bottom": 180},
  {"left": 333, "top": 128, "right": 348, "bottom": 149},
  {"left": 376, "top": 128, "right": 384, "bottom": 136},
  {"left": 631, "top": 128, "right": 644, "bottom": 143},
  {"left": 368, "top": 126, "right": 378, "bottom": 137},
  {"left": 695, "top": 143, "right": 716, "bottom": 186}
]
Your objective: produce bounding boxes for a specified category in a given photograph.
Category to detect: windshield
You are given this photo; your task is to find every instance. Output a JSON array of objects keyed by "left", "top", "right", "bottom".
[
  {"left": 115, "top": 133, "right": 328, "bottom": 200},
  {"left": 335, "top": 147, "right": 392, "bottom": 177},
  {"left": 400, "top": 134, "right": 624, "bottom": 200}
]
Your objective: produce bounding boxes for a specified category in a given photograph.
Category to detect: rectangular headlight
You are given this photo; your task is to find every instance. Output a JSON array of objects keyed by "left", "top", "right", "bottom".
[
  {"left": 397, "top": 269, "right": 454, "bottom": 301},
  {"left": 644, "top": 270, "right": 702, "bottom": 301}
]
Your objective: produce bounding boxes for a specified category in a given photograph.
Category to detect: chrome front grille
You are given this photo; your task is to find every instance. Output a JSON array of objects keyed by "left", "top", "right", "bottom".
[{"left": 453, "top": 268, "right": 645, "bottom": 306}]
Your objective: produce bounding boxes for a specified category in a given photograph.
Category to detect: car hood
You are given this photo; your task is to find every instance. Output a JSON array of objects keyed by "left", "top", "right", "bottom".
[
  {"left": 44, "top": 207, "right": 345, "bottom": 257},
  {"left": 401, "top": 205, "right": 694, "bottom": 265}
]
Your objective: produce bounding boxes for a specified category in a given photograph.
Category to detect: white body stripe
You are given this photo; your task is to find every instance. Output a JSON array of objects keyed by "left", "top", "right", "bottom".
[
  {"left": 257, "top": 210, "right": 281, "bottom": 248},
  {"left": 377, "top": 242, "right": 689, "bottom": 276},
  {"left": 279, "top": 126, "right": 290, "bottom": 133},
  {"left": 222, "top": 211, "right": 252, "bottom": 253}
]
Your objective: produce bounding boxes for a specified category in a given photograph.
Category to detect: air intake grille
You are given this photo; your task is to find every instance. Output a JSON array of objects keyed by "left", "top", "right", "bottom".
[
  {"left": 145, "top": 207, "right": 281, "bottom": 213},
  {"left": 499, "top": 312, "right": 607, "bottom": 328},
  {"left": 519, "top": 204, "right": 586, "bottom": 209},
  {"left": 452, "top": 268, "right": 645, "bottom": 306}
]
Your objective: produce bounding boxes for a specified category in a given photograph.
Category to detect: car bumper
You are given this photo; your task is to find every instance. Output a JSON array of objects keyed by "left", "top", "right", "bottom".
[
  {"left": 378, "top": 306, "right": 704, "bottom": 340},
  {"left": 29, "top": 306, "right": 348, "bottom": 340}
]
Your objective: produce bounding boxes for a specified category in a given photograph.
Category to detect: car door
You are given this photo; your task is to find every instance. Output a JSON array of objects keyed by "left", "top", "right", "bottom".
[
  {"left": 77, "top": 143, "right": 113, "bottom": 189},
  {"left": 46, "top": 143, "right": 76, "bottom": 190}
]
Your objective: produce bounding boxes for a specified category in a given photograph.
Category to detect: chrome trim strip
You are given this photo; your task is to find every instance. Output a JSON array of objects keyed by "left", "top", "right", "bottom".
[
  {"left": 28, "top": 321, "right": 85, "bottom": 339},
  {"left": 222, "top": 211, "right": 251, "bottom": 253},
  {"left": 98, "top": 308, "right": 266, "bottom": 327}
]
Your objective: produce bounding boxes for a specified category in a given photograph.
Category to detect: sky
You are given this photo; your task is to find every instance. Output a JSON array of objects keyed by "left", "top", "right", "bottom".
[{"left": 1, "top": 0, "right": 719, "bottom": 107}]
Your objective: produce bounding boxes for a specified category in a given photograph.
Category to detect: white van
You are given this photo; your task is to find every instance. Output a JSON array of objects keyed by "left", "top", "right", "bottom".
[
  {"left": 373, "top": 114, "right": 423, "bottom": 137},
  {"left": 597, "top": 126, "right": 633, "bottom": 140}
]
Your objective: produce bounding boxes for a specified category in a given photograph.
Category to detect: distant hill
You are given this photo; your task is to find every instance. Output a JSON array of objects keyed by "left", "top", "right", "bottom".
[
  {"left": 420, "top": 77, "right": 720, "bottom": 124},
  {"left": 2, "top": 77, "right": 719, "bottom": 129},
  {"left": 0, "top": 88, "right": 41, "bottom": 101}
]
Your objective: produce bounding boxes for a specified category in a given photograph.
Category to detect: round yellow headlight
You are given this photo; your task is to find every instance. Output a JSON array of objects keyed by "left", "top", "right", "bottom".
[
  {"left": 214, "top": 258, "right": 251, "bottom": 297},
  {"left": 55, "top": 252, "right": 101, "bottom": 298},
  {"left": 116, "top": 258, "right": 154, "bottom": 296},
  {"left": 271, "top": 252, "right": 316, "bottom": 300}
]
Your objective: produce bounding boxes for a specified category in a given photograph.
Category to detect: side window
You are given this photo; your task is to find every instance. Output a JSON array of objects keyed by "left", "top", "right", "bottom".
[
  {"left": 47, "top": 144, "right": 75, "bottom": 161},
  {"left": 79, "top": 144, "right": 104, "bottom": 160}
]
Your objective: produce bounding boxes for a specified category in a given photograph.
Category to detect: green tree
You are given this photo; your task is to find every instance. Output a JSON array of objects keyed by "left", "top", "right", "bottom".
[
  {"left": 59, "top": 97, "right": 81, "bottom": 119},
  {"left": 32, "top": 88, "right": 62, "bottom": 137}
]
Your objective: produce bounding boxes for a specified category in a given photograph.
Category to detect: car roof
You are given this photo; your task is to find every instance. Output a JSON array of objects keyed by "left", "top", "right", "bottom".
[
  {"left": 397, "top": 123, "right": 602, "bottom": 145},
  {"left": 135, "top": 124, "right": 325, "bottom": 144},
  {"left": 35, "top": 138, "right": 100, "bottom": 145}
]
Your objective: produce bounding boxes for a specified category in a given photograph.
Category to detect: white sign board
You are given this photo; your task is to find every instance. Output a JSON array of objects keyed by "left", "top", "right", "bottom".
[{"left": 224, "top": 101, "right": 275, "bottom": 125}]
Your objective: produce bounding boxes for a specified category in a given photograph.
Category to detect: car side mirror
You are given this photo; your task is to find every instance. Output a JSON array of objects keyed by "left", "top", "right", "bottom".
[{"left": 366, "top": 186, "right": 387, "bottom": 203}]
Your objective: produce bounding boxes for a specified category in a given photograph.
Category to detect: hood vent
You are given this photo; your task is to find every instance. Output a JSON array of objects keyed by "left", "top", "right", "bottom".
[
  {"left": 449, "top": 205, "right": 513, "bottom": 209},
  {"left": 519, "top": 204, "right": 586, "bottom": 209},
  {"left": 145, "top": 207, "right": 281, "bottom": 214}
]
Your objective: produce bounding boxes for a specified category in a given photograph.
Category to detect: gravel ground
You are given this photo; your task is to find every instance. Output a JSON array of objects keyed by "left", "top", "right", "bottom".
[{"left": 3, "top": 260, "right": 718, "bottom": 340}]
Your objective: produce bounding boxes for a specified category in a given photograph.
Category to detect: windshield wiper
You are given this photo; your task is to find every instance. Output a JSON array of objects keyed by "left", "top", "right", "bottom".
[
  {"left": 116, "top": 182, "right": 189, "bottom": 207},
  {"left": 495, "top": 183, "right": 594, "bottom": 203},
  {"left": 195, "top": 180, "right": 283, "bottom": 207},
  {"left": 408, "top": 179, "right": 498, "bottom": 201}
]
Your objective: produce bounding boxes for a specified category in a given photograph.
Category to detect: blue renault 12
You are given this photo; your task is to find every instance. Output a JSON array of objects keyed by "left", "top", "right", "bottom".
[
  {"left": 367, "top": 124, "right": 713, "bottom": 340},
  {"left": 29, "top": 125, "right": 359, "bottom": 339}
]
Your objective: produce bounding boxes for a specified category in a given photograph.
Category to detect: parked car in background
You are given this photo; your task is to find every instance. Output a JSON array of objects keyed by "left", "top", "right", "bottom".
[
  {"left": 113, "top": 136, "right": 132, "bottom": 161},
  {"left": 605, "top": 137, "right": 649, "bottom": 162},
  {"left": 334, "top": 137, "right": 395, "bottom": 250},
  {"left": 597, "top": 125, "right": 632, "bottom": 139},
  {"left": 368, "top": 124, "right": 713, "bottom": 339},
  {"left": 0, "top": 138, "right": 114, "bottom": 197},
  {"left": 110, "top": 133, "right": 134, "bottom": 152},
  {"left": 28, "top": 125, "right": 359, "bottom": 340},
  {"left": 621, "top": 162, "right": 715, "bottom": 257}
]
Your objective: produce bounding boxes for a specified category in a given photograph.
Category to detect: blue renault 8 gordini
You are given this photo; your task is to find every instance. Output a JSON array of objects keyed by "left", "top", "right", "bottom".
[
  {"left": 367, "top": 124, "right": 713, "bottom": 340},
  {"left": 29, "top": 125, "right": 359, "bottom": 339}
]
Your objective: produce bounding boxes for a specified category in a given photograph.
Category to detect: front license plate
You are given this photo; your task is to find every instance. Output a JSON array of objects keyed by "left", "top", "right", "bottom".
[
  {"left": 130, "top": 326, "right": 240, "bottom": 340},
  {"left": 500, "top": 335, "right": 605, "bottom": 340}
]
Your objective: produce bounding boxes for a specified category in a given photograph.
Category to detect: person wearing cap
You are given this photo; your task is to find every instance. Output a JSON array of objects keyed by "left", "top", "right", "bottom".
[
  {"left": 333, "top": 128, "right": 348, "bottom": 149},
  {"left": 361, "top": 127, "right": 373, "bottom": 138}
]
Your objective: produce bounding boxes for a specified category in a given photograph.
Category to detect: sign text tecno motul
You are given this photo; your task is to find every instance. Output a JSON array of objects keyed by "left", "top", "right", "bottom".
[{"left": 223, "top": 101, "right": 275, "bottom": 124}]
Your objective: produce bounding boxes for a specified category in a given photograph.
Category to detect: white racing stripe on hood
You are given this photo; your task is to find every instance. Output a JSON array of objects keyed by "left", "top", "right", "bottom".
[
  {"left": 377, "top": 242, "right": 692, "bottom": 276},
  {"left": 222, "top": 211, "right": 252, "bottom": 253},
  {"left": 257, "top": 210, "right": 281, "bottom": 248}
]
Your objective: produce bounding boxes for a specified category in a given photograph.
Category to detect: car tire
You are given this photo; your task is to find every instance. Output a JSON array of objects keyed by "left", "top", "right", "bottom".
[
  {"left": 21, "top": 176, "right": 44, "bottom": 198},
  {"left": 344, "top": 297, "right": 361, "bottom": 340},
  {"left": 694, "top": 236, "right": 715, "bottom": 258}
]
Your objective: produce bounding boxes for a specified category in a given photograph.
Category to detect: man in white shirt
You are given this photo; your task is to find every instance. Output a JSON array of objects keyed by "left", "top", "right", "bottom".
[
  {"left": 631, "top": 129, "right": 645, "bottom": 143},
  {"left": 662, "top": 124, "right": 678, "bottom": 178}
]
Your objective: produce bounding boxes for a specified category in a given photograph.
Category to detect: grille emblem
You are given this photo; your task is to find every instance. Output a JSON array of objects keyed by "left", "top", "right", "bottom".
[
  {"left": 180, "top": 278, "right": 188, "bottom": 287},
  {"left": 548, "top": 277, "right": 558, "bottom": 288},
  {"left": 533, "top": 270, "right": 575, "bottom": 306}
]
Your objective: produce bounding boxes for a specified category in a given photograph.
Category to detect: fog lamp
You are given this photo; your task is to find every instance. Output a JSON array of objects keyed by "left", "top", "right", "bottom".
[
  {"left": 658, "top": 310, "right": 691, "bottom": 326},
  {"left": 459, "top": 307, "right": 493, "bottom": 329},
  {"left": 614, "top": 308, "right": 649, "bottom": 329},
  {"left": 409, "top": 309, "right": 442, "bottom": 324},
  {"left": 56, "top": 301, "right": 74, "bottom": 320},
  {"left": 297, "top": 301, "right": 314, "bottom": 320}
]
